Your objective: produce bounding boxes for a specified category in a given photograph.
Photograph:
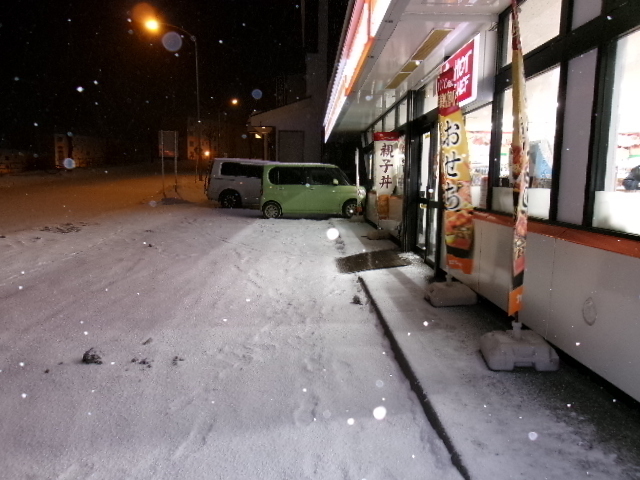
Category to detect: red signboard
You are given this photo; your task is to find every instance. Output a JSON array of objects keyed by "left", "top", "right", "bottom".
[{"left": 440, "top": 35, "right": 479, "bottom": 106}]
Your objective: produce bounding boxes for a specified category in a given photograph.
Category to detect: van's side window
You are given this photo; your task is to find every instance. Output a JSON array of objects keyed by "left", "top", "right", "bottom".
[
  {"left": 244, "top": 165, "right": 263, "bottom": 178},
  {"left": 220, "top": 162, "right": 263, "bottom": 178},
  {"left": 308, "top": 168, "right": 337, "bottom": 185},
  {"left": 269, "top": 167, "right": 306, "bottom": 185}
]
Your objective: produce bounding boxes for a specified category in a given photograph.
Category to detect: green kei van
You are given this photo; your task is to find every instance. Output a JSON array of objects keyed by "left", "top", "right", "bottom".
[{"left": 260, "top": 163, "right": 365, "bottom": 219}]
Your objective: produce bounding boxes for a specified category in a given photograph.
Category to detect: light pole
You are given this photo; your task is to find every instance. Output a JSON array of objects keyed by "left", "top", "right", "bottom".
[{"left": 145, "top": 19, "right": 203, "bottom": 180}]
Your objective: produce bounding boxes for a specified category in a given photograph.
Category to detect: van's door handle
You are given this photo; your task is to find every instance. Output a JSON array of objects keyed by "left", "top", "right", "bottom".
[{"left": 277, "top": 187, "right": 285, "bottom": 190}]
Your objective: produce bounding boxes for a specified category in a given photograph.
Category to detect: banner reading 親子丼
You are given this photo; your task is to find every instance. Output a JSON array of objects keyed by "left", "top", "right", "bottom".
[
  {"left": 437, "top": 68, "right": 474, "bottom": 274},
  {"left": 373, "top": 132, "right": 399, "bottom": 220},
  {"left": 507, "top": 0, "right": 531, "bottom": 317}
]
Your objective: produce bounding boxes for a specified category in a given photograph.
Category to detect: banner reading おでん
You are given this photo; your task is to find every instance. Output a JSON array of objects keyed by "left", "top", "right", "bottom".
[{"left": 437, "top": 68, "right": 474, "bottom": 274}]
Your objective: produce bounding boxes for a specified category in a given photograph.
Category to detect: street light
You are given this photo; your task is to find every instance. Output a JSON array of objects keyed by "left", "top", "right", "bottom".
[{"left": 145, "top": 19, "right": 203, "bottom": 180}]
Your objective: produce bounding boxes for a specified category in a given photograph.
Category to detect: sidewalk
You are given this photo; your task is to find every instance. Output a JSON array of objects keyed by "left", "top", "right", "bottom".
[{"left": 336, "top": 217, "right": 640, "bottom": 480}]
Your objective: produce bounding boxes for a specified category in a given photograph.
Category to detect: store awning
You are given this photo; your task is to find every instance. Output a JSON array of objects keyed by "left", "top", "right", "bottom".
[{"left": 325, "top": 0, "right": 511, "bottom": 141}]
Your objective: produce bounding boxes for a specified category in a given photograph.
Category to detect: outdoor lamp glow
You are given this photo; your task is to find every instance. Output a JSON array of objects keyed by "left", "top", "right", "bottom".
[{"left": 145, "top": 19, "right": 160, "bottom": 31}]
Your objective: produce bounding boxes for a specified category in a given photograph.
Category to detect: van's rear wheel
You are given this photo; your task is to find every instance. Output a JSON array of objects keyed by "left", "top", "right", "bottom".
[
  {"left": 262, "top": 201, "right": 282, "bottom": 219},
  {"left": 220, "top": 191, "right": 241, "bottom": 208},
  {"left": 342, "top": 199, "right": 357, "bottom": 218}
]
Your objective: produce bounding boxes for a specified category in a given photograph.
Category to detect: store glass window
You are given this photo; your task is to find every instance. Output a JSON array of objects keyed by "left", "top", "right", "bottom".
[
  {"left": 385, "top": 109, "right": 396, "bottom": 131},
  {"left": 365, "top": 151, "right": 374, "bottom": 189},
  {"left": 572, "top": 0, "right": 601, "bottom": 29},
  {"left": 503, "top": 0, "right": 563, "bottom": 66},
  {"left": 417, "top": 133, "right": 433, "bottom": 252},
  {"left": 494, "top": 66, "right": 560, "bottom": 219},
  {"left": 593, "top": 29, "right": 640, "bottom": 236},
  {"left": 398, "top": 98, "right": 408, "bottom": 127},
  {"left": 422, "top": 80, "right": 438, "bottom": 115},
  {"left": 465, "top": 104, "right": 492, "bottom": 208}
]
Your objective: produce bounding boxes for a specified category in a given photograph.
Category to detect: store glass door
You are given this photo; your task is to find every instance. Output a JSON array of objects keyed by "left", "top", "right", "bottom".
[{"left": 416, "top": 127, "right": 442, "bottom": 267}]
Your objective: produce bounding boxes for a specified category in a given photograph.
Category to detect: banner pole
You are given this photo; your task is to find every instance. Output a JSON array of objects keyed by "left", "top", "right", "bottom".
[
  {"left": 174, "top": 131, "right": 178, "bottom": 194},
  {"left": 507, "top": 0, "right": 530, "bottom": 320},
  {"left": 161, "top": 131, "right": 166, "bottom": 198}
]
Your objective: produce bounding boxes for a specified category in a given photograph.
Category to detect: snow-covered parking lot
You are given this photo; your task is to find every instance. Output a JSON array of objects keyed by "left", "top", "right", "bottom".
[{"left": 0, "top": 166, "right": 461, "bottom": 479}]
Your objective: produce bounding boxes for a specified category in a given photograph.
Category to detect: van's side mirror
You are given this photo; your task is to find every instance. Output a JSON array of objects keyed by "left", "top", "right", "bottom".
[{"left": 333, "top": 179, "right": 339, "bottom": 185}]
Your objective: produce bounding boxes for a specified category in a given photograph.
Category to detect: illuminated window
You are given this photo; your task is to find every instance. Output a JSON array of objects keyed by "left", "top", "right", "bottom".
[
  {"left": 593, "top": 29, "right": 640, "bottom": 235},
  {"left": 493, "top": 66, "right": 560, "bottom": 219},
  {"left": 465, "top": 104, "right": 492, "bottom": 208},
  {"left": 503, "top": 0, "right": 563, "bottom": 66}
]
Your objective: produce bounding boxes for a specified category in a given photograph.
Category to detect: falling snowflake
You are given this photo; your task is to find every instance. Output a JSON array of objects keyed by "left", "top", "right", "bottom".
[
  {"left": 326, "top": 228, "right": 339, "bottom": 240},
  {"left": 373, "top": 406, "right": 387, "bottom": 420}
]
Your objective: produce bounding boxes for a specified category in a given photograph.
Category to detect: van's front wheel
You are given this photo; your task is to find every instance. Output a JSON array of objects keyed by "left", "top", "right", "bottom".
[
  {"left": 262, "top": 201, "right": 282, "bottom": 219},
  {"left": 342, "top": 199, "right": 357, "bottom": 218}
]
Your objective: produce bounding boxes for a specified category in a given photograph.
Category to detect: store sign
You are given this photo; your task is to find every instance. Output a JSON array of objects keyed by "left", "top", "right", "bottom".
[
  {"left": 373, "top": 132, "right": 399, "bottom": 220},
  {"left": 158, "top": 130, "right": 178, "bottom": 158},
  {"left": 440, "top": 35, "right": 480, "bottom": 107}
]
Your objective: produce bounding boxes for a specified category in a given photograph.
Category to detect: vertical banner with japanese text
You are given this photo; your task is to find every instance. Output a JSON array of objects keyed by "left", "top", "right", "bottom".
[
  {"left": 508, "top": 0, "right": 531, "bottom": 317},
  {"left": 437, "top": 69, "right": 474, "bottom": 274},
  {"left": 373, "top": 132, "right": 399, "bottom": 220}
]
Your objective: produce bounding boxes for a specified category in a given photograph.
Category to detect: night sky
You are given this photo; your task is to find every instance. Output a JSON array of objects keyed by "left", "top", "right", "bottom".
[{"left": 1, "top": 0, "right": 331, "bottom": 149}]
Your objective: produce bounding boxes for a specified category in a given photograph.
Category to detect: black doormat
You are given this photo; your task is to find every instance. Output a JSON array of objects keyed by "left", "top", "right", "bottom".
[{"left": 336, "top": 250, "right": 410, "bottom": 274}]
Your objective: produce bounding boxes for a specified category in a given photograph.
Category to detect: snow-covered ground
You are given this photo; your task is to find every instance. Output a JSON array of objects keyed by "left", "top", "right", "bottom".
[{"left": 0, "top": 165, "right": 462, "bottom": 479}]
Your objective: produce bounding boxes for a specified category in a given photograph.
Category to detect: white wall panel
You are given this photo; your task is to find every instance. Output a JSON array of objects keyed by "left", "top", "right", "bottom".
[
  {"left": 454, "top": 219, "right": 640, "bottom": 401},
  {"left": 473, "top": 219, "right": 511, "bottom": 311},
  {"left": 546, "top": 241, "right": 640, "bottom": 401},
  {"left": 519, "top": 233, "right": 555, "bottom": 337}
]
